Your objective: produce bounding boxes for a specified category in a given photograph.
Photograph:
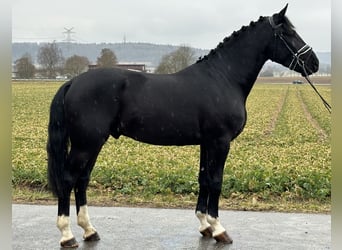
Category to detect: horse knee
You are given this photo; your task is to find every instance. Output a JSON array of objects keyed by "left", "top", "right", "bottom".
[{"left": 208, "top": 180, "right": 222, "bottom": 195}]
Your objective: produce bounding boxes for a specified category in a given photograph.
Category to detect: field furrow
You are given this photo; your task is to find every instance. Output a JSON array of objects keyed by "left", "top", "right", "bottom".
[
  {"left": 298, "top": 85, "right": 331, "bottom": 138},
  {"left": 240, "top": 84, "right": 288, "bottom": 142},
  {"left": 296, "top": 86, "right": 328, "bottom": 141},
  {"left": 263, "top": 86, "right": 288, "bottom": 137}
]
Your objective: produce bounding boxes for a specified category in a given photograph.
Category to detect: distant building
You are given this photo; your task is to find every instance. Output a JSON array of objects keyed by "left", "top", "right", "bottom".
[
  {"left": 88, "top": 63, "right": 147, "bottom": 72},
  {"left": 115, "top": 63, "right": 147, "bottom": 72}
]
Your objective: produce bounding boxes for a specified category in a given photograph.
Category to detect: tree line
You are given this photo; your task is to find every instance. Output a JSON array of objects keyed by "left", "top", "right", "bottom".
[
  {"left": 14, "top": 42, "right": 196, "bottom": 79},
  {"left": 14, "top": 42, "right": 118, "bottom": 79}
]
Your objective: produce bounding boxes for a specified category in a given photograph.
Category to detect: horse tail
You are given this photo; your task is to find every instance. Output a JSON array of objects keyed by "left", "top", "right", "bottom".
[{"left": 47, "top": 80, "right": 72, "bottom": 197}]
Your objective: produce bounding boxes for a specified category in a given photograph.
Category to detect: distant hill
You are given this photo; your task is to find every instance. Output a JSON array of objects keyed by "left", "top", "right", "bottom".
[
  {"left": 12, "top": 42, "right": 330, "bottom": 69},
  {"left": 12, "top": 42, "right": 208, "bottom": 68}
]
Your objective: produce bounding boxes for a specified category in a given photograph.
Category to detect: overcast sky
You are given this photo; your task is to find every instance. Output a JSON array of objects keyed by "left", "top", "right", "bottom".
[{"left": 12, "top": 0, "right": 331, "bottom": 52}]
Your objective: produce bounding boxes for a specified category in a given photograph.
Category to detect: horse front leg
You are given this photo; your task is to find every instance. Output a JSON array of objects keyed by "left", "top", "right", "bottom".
[
  {"left": 196, "top": 187, "right": 213, "bottom": 237},
  {"left": 196, "top": 139, "right": 233, "bottom": 244},
  {"left": 196, "top": 145, "right": 212, "bottom": 237}
]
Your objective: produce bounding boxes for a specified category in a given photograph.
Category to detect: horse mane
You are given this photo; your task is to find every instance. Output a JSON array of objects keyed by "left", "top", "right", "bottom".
[
  {"left": 196, "top": 16, "right": 266, "bottom": 63},
  {"left": 196, "top": 15, "right": 295, "bottom": 63}
]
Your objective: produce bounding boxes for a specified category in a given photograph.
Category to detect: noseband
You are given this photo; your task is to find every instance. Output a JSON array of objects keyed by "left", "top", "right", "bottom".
[{"left": 269, "top": 16, "right": 312, "bottom": 73}]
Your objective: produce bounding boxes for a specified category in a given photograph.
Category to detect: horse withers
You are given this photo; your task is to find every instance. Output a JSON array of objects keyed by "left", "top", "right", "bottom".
[{"left": 47, "top": 4, "right": 318, "bottom": 247}]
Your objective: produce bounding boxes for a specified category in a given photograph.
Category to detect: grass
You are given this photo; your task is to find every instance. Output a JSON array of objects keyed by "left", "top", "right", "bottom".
[{"left": 12, "top": 81, "right": 331, "bottom": 213}]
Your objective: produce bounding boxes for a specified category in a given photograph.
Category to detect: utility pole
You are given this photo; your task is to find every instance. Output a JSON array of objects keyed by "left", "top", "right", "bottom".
[
  {"left": 63, "top": 27, "right": 76, "bottom": 43},
  {"left": 63, "top": 27, "right": 76, "bottom": 56},
  {"left": 123, "top": 33, "right": 127, "bottom": 44}
]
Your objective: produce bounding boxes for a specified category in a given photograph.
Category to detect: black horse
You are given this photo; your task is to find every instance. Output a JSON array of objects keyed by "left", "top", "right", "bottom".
[{"left": 47, "top": 5, "right": 318, "bottom": 247}]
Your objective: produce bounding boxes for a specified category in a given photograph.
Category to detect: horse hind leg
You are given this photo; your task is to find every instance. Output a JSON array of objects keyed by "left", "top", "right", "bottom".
[
  {"left": 56, "top": 169, "right": 78, "bottom": 247},
  {"left": 73, "top": 148, "right": 102, "bottom": 242},
  {"left": 56, "top": 144, "right": 103, "bottom": 247}
]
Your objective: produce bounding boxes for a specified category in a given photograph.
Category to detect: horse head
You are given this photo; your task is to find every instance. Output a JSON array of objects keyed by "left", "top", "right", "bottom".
[{"left": 268, "top": 4, "right": 319, "bottom": 76}]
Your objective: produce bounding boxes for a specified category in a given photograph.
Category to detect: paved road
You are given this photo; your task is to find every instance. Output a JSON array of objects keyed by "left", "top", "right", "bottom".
[{"left": 12, "top": 204, "right": 330, "bottom": 250}]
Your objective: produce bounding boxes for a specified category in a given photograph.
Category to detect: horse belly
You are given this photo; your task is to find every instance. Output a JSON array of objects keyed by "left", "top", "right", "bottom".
[{"left": 118, "top": 113, "right": 201, "bottom": 146}]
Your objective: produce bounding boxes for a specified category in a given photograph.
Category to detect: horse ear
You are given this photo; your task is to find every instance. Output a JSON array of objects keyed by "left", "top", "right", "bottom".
[
  {"left": 272, "top": 4, "right": 288, "bottom": 25},
  {"left": 279, "top": 3, "right": 288, "bottom": 17}
]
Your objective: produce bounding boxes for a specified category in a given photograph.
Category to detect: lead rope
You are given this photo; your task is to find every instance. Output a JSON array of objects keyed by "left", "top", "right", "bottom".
[
  {"left": 303, "top": 74, "right": 332, "bottom": 113},
  {"left": 302, "top": 65, "right": 332, "bottom": 113}
]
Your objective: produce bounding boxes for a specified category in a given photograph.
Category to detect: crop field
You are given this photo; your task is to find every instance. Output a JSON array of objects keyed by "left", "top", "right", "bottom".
[{"left": 12, "top": 81, "right": 331, "bottom": 212}]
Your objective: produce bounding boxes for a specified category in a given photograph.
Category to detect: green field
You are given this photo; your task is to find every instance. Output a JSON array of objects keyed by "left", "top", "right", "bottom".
[{"left": 12, "top": 81, "right": 331, "bottom": 212}]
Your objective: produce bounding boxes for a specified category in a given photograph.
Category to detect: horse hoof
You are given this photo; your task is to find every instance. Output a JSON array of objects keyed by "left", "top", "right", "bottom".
[
  {"left": 84, "top": 232, "right": 100, "bottom": 241},
  {"left": 214, "top": 231, "right": 233, "bottom": 244},
  {"left": 200, "top": 226, "right": 213, "bottom": 238},
  {"left": 60, "top": 237, "right": 79, "bottom": 248}
]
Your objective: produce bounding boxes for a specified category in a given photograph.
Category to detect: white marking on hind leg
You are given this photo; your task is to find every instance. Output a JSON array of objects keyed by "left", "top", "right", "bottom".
[
  {"left": 77, "top": 205, "right": 97, "bottom": 239},
  {"left": 207, "top": 215, "right": 226, "bottom": 237},
  {"left": 57, "top": 215, "right": 75, "bottom": 243},
  {"left": 196, "top": 211, "right": 211, "bottom": 232}
]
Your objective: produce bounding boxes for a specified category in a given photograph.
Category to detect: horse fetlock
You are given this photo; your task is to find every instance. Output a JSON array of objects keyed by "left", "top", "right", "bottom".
[
  {"left": 196, "top": 212, "right": 213, "bottom": 237},
  {"left": 77, "top": 205, "right": 98, "bottom": 240},
  {"left": 207, "top": 215, "right": 226, "bottom": 237},
  {"left": 57, "top": 215, "right": 76, "bottom": 245},
  {"left": 200, "top": 227, "right": 213, "bottom": 238},
  {"left": 207, "top": 215, "right": 233, "bottom": 244}
]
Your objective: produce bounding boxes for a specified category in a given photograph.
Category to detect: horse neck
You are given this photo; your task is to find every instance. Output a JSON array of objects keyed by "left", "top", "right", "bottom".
[{"left": 195, "top": 20, "right": 272, "bottom": 97}]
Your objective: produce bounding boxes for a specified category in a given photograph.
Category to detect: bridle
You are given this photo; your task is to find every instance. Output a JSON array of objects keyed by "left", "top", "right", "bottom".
[
  {"left": 269, "top": 16, "right": 313, "bottom": 72},
  {"left": 268, "top": 16, "right": 331, "bottom": 113}
]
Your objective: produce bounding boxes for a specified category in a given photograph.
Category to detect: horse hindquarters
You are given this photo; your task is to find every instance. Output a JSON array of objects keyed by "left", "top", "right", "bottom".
[
  {"left": 47, "top": 81, "right": 79, "bottom": 247},
  {"left": 54, "top": 142, "right": 103, "bottom": 247},
  {"left": 48, "top": 79, "right": 108, "bottom": 247}
]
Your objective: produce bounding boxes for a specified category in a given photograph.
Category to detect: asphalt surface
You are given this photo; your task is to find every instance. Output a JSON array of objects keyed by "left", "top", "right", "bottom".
[{"left": 12, "top": 204, "right": 330, "bottom": 250}]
